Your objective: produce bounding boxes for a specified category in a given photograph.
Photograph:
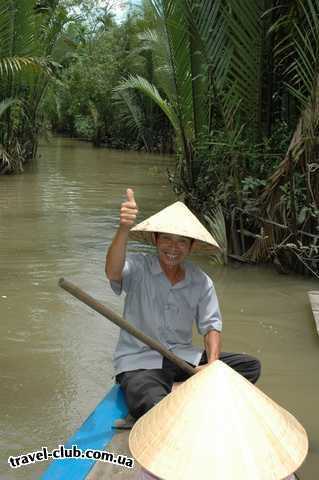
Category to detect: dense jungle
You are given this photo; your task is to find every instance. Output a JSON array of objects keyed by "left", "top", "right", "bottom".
[{"left": 0, "top": 0, "right": 318, "bottom": 277}]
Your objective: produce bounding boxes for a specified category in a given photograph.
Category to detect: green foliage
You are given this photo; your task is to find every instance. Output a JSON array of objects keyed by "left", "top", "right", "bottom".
[
  {"left": 204, "top": 205, "right": 228, "bottom": 265},
  {"left": 0, "top": 0, "right": 72, "bottom": 173},
  {"left": 46, "top": 7, "right": 172, "bottom": 150},
  {"left": 1, "top": 0, "right": 317, "bottom": 274},
  {"left": 113, "top": 0, "right": 318, "bottom": 274},
  {"left": 74, "top": 115, "right": 95, "bottom": 139}
]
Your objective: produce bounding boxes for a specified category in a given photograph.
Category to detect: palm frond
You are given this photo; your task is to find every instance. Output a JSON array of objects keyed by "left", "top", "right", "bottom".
[
  {"left": 271, "top": 0, "right": 319, "bottom": 108},
  {"left": 0, "top": 0, "right": 41, "bottom": 78},
  {"left": 138, "top": 27, "right": 176, "bottom": 104},
  {"left": 184, "top": 0, "right": 229, "bottom": 128},
  {"left": 150, "top": 0, "right": 197, "bottom": 141},
  {"left": 0, "top": 97, "right": 19, "bottom": 118},
  {"left": 0, "top": 0, "right": 36, "bottom": 57},
  {"left": 286, "top": 0, "right": 319, "bottom": 109},
  {"left": 224, "top": 0, "right": 264, "bottom": 132},
  {"left": 204, "top": 205, "right": 228, "bottom": 265},
  {"left": 115, "top": 74, "right": 180, "bottom": 137},
  {"left": 139, "top": 28, "right": 160, "bottom": 45},
  {"left": 113, "top": 89, "right": 150, "bottom": 150},
  {"left": 0, "top": 56, "right": 48, "bottom": 76}
]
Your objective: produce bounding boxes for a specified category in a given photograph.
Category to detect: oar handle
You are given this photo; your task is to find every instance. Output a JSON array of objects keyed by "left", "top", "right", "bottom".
[{"left": 59, "top": 278, "right": 196, "bottom": 376}]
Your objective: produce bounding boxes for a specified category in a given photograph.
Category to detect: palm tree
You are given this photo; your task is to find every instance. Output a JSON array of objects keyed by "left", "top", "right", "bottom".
[
  {"left": 114, "top": 0, "right": 266, "bottom": 260},
  {"left": 116, "top": 0, "right": 318, "bottom": 274},
  {"left": 253, "top": 0, "right": 319, "bottom": 274},
  {"left": 0, "top": 0, "right": 70, "bottom": 174}
]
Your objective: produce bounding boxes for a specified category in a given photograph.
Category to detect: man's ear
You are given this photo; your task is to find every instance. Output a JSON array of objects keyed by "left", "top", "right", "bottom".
[
  {"left": 189, "top": 240, "right": 196, "bottom": 253},
  {"left": 151, "top": 232, "right": 157, "bottom": 245}
]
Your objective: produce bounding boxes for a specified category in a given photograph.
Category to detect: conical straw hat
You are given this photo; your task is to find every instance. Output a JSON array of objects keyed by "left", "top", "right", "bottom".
[
  {"left": 129, "top": 361, "right": 308, "bottom": 480},
  {"left": 129, "top": 201, "right": 220, "bottom": 253}
]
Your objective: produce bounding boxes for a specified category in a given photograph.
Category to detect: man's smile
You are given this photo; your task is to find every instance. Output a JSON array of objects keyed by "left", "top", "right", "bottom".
[{"left": 163, "top": 252, "right": 179, "bottom": 264}]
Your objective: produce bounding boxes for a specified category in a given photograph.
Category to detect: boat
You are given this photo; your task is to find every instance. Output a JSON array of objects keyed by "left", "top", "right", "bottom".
[
  {"left": 40, "top": 383, "right": 298, "bottom": 480},
  {"left": 308, "top": 290, "right": 319, "bottom": 335},
  {"left": 40, "top": 384, "right": 133, "bottom": 479}
]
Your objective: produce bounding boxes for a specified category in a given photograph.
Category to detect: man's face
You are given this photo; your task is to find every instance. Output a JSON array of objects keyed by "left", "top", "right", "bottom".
[{"left": 155, "top": 233, "right": 193, "bottom": 267}]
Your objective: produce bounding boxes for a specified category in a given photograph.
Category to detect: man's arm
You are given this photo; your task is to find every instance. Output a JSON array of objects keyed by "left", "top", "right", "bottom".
[
  {"left": 195, "top": 330, "right": 221, "bottom": 372},
  {"left": 204, "top": 329, "right": 221, "bottom": 363},
  {"left": 105, "top": 188, "right": 138, "bottom": 281}
]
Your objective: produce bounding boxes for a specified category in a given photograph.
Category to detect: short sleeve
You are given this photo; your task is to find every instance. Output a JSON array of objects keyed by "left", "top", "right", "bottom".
[
  {"left": 196, "top": 277, "right": 222, "bottom": 335},
  {"left": 109, "top": 253, "right": 144, "bottom": 296}
]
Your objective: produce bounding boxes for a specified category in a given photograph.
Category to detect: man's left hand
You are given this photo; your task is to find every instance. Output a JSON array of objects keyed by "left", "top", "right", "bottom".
[{"left": 195, "top": 361, "right": 216, "bottom": 373}]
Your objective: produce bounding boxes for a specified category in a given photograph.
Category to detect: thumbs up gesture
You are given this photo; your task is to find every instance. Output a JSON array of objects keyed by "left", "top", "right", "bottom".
[{"left": 120, "top": 188, "right": 138, "bottom": 228}]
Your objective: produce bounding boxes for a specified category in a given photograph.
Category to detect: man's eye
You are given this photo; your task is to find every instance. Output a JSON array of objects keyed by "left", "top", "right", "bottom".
[{"left": 178, "top": 240, "right": 188, "bottom": 246}]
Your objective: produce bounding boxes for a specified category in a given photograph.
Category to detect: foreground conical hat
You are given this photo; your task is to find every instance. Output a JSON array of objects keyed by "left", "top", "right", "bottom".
[
  {"left": 129, "top": 361, "right": 308, "bottom": 480},
  {"left": 129, "top": 201, "right": 220, "bottom": 253}
]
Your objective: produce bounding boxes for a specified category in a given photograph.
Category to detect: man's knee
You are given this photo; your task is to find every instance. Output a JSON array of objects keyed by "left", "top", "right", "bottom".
[
  {"left": 117, "top": 369, "right": 171, "bottom": 419},
  {"left": 248, "top": 356, "right": 261, "bottom": 384},
  {"left": 220, "top": 352, "right": 261, "bottom": 384},
  {"left": 238, "top": 354, "right": 261, "bottom": 384}
]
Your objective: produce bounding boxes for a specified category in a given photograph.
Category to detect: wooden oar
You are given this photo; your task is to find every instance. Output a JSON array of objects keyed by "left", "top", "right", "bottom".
[{"left": 59, "top": 278, "right": 196, "bottom": 376}]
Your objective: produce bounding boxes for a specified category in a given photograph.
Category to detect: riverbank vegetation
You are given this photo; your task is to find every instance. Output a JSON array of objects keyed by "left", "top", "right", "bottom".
[
  {"left": 1, "top": 0, "right": 318, "bottom": 277},
  {"left": 0, "top": 0, "right": 72, "bottom": 173}
]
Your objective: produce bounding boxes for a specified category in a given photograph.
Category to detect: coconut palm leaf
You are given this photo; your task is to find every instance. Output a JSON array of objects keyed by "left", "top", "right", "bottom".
[
  {"left": 0, "top": 98, "right": 18, "bottom": 117},
  {"left": 118, "top": 0, "right": 229, "bottom": 187},
  {"left": 271, "top": 0, "right": 319, "bottom": 108},
  {"left": 0, "top": 1, "right": 40, "bottom": 77},
  {"left": 285, "top": 0, "right": 319, "bottom": 110},
  {"left": 115, "top": 74, "right": 180, "bottom": 139},
  {"left": 262, "top": 0, "right": 319, "bottom": 205},
  {"left": 0, "top": 0, "right": 70, "bottom": 173},
  {"left": 0, "top": 1, "right": 36, "bottom": 56},
  {"left": 139, "top": 28, "right": 181, "bottom": 111},
  {"left": 223, "top": 0, "right": 264, "bottom": 134},
  {"left": 183, "top": 0, "right": 229, "bottom": 129},
  {"left": 151, "top": 0, "right": 194, "bottom": 133},
  {"left": 113, "top": 89, "right": 150, "bottom": 150},
  {"left": 204, "top": 205, "right": 228, "bottom": 265}
]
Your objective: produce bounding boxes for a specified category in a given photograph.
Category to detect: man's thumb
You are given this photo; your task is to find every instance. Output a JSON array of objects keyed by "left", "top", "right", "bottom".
[{"left": 126, "top": 188, "right": 135, "bottom": 203}]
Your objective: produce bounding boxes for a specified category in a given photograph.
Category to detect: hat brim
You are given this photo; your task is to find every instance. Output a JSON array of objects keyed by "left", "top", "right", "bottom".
[
  {"left": 128, "top": 230, "right": 220, "bottom": 254},
  {"left": 128, "top": 201, "right": 221, "bottom": 254}
]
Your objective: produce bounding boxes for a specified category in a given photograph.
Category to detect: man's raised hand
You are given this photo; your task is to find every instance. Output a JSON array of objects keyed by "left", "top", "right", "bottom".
[{"left": 120, "top": 188, "right": 138, "bottom": 228}]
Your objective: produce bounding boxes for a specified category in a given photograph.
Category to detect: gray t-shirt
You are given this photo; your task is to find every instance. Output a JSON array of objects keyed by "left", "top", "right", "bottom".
[{"left": 110, "top": 253, "right": 222, "bottom": 375}]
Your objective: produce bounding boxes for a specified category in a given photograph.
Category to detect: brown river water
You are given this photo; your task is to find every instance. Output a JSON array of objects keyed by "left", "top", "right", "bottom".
[{"left": 0, "top": 137, "right": 318, "bottom": 479}]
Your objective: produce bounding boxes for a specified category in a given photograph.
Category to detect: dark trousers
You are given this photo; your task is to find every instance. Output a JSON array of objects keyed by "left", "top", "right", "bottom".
[{"left": 116, "top": 352, "right": 261, "bottom": 419}]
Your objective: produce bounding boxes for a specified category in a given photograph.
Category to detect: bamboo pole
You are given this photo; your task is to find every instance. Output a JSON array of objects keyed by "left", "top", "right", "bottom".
[{"left": 59, "top": 278, "right": 196, "bottom": 376}]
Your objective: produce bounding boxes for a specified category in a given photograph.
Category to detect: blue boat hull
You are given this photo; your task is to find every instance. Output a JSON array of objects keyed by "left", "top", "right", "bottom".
[{"left": 41, "top": 385, "right": 128, "bottom": 480}]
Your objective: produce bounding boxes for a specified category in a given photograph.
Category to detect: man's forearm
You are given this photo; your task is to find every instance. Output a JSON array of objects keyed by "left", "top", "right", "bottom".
[
  {"left": 204, "top": 330, "right": 221, "bottom": 363},
  {"left": 105, "top": 226, "right": 129, "bottom": 281}
]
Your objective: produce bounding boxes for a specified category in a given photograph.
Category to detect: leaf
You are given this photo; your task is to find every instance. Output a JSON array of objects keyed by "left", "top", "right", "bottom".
[
  {"left": 115, "top": 74, "right": 181, "bottom": 140},
  {"left": 204, "top": 205, "right": 228, "bottom": 265},
  {"left": 0, "top": 98, "right": 19, "bottom": 118},
  {"left": 297, "top": 206, "right": 308, "bottom": 225}
]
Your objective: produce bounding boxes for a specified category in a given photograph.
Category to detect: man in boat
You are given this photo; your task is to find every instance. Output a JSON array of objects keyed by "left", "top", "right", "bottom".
[{"left": 106, "top": 188, "right": 261, "bottom": 420}]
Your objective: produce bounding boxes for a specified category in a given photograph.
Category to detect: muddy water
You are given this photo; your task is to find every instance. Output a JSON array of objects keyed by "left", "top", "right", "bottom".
[{"left": 0, "top": 137, "right": 318, "bottom": 479}]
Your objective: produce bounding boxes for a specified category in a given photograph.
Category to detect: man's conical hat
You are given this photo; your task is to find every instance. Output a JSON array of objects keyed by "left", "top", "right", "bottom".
[
  {"left": 129, "top": 201, "right": 220, "bottom": 253},
  {"left": 129, "top": 361, "right": 308, "bottom": 480}
]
